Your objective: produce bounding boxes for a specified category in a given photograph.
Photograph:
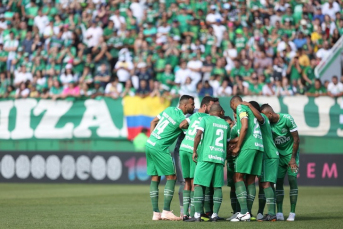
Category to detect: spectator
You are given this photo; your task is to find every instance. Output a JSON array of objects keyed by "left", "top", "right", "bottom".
[
  {"left": 114, "top": 56, "right": 134, "bottom": 86},
  {"left": 85, "top": 21, "right": 103, "bottom": 50},
  {"left": 136, "top": 80, "right": 150, "bottom": 98},
  {"left": 14, "top": 65, "right": 33, "bottom": 87},
  {"left": 327, "top": 76, "right": 343, "bottom": 98},
  {"left": 322, "top": 0, "right": 341, "bottom": 20},
  {"left": 217, "top": 80, "right": 232, "bottom": 97},
  {"left": 60, "top": 64, "right": 77, "bottom": 88},
  {"left": 62, "top": 81, "right": 80, "bottom": 98},
  {"left": 187, "top": 53, "right": 203, "bottom": 84},
  {"left": 306, "top": 79, "right": 327, "bottom": 97},
  {"left": 199, "top": 80, "right": 213, "bottom": 97},
  {"left": 233, "top": 76, "right": 248, "bottom": 96},
  {"left": 158, "top": 64, "right": 174, "bottom": 91},
  {"left": 175, "top": 61, "right": 191, "bottom": 86},
  {"left": 15, "top": 82, "right": 30, "bottom": 98},
  {"left": 89, "top": 81, "right": 105, "bottom": 99},
  {"left": 179, "top": 77, "right": 197, "bottom": 97},
  {"left": 49, "top": 77, "right": 63, "bottom": 100},
  {"left": 134, "top": 62, "right": 153, "bottom": 89},
  {"left": 121, "top": 80, "right": 136, "bottom": 97},
  {"left": 316, "top": 41, "right": 331, "bottom": 61},
  {"left": 94, "top": 64, "right": 111, "bottom": 88},
  {"left": 262, "top": 78, "right": 275, "bottom": 96},
  {"left": 4, "top": 32, "right": 18, "bottom": 78},
  {"left": 248, "top": 75, "right": 263, "bottom": 95},
  {"left": 105, "top": 78, "right": 123, "bottom": 99}
]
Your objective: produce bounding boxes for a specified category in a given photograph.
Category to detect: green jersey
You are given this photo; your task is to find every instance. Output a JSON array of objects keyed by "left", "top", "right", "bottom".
[
  {"left": 270, "top": 113, "right": 298, "bottom": 156},
  {"left": 147, "top": 107, "right": 185, "bottom": 151},
  {"left": 180, "top": 112, "right": 209, "bottom": 153},
  {"left": 236, "top": 104, "right": 264, "bottom": 152},
  {"left": 260, "top": 114, "right": 279, "bottom": 159},
  {"left": 197, "top": 116, "right": 231, "bottom": 165}
]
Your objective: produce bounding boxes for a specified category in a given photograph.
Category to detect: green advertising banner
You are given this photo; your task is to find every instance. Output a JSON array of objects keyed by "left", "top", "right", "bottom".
[{"left": 0, "top": 96, "right": 342, "bottom": 153}]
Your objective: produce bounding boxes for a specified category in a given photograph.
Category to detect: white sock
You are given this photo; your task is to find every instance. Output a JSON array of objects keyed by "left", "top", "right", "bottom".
[
  {"left": 211, "top": 213, "right": 218, "bottom": 218},
  {"left": 194, "top": 212, "right": 201, "bottom": 218}
]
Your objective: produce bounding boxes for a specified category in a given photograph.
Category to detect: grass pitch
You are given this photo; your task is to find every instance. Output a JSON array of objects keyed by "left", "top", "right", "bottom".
[{"left": 0, "top": 184, "right": 342, "bottom": 228}]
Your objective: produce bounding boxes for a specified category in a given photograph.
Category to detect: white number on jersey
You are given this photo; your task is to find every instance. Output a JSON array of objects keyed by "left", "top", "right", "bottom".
[
  {"left": 188, "top": 120, "right": 200, "bottom": 136},
  {"left": 155, "top": 117, "right": 170, "bottom": 135},
  {"left": 215, "top": 129, "right": 224, "bottom": 147}
]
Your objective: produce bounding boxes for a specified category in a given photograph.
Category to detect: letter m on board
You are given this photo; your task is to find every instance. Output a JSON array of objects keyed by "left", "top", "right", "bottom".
[{"left": 322, "top": 163, "right": 338, "bottom": 178}]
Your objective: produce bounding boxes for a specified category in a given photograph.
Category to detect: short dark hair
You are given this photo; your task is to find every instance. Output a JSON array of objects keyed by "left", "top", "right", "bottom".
[
  {"left": 200, "top": 96, "right": 213, "bottom": 107},
  {"left": 333, "top": 75, "right": 338, "bottom": 80},
  {"left": 315, "top": 79, "right": 322, "bottom": 84},
  {"left": 249, "top": 101, "right": 261, "bottom": 112},
  {"left": 180, "top": 95, "right": 194, "bottom": 104},
  {"left": 141, "top": 128, "right": 148, "bottom": 134},
  {"left": 230, "top": 95, "right": 242, "bottom": 103},
  {"left": 223, "top": 116, "right": 232, "bottom": 122},
  {"left": 261, "top": 103, "right": 272, "bottom": 111}
]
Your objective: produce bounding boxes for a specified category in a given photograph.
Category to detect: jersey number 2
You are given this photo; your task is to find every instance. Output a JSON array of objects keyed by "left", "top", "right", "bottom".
[{"left": 215, "top": 129, "right": 224, "bottom": 147}]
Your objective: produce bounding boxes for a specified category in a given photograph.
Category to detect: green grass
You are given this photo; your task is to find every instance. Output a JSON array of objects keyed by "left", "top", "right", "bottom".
[{"left": 0, "top": 184, "right": 342, "bottom": 228}]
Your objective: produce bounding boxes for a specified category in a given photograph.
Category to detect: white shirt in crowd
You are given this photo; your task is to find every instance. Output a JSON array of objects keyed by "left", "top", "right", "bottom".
[
  {"left": 115, "top": 60, "right": 134, "bottom": 82},
  {"left": 105, "top": 82, "right": 123, "bottom": 96},
  {"left": 60, "top": 73, "right": 77, "bottom": 87},
  {"left": 277, "top": 40, "right": 297, "bottom": 53},
  {"left": 4, "top": 39, "right": 19, "bottom": 59},
  {"left": 216, "top": 86, "right": 233, "bottom": 97},
  {"left": 212, "top": 24, "right": 226, "bottom": 46},
  {"left": 209, "top": 79, "right": 221, "bottom": 96},
  {"left": 14, "top": 71, "right": 33, "bottom": 85},
  {"left": 85, "top": 26, "right": 103, "bottom": 47},
  {"left": 321, "top": 21, "right": 336, "bottom": 35},
  {"left": 262, "top": 84, "right": 275, "bottom": 96},
  {"left": 179, "top": 82, "right": 197, "bottom": 97},
  {"left": 187, "top": 60, "right": 203, "bottom": 83},
  {"left": 327, "top": 82, "right": 343, "bottom": 95},
  {"left": 206, "top": 13, "right": 222, "bottom": 24},
  {"left": 322, "top": 2, "right": 341, "bottom": 20},
  {"left": 110, "top": 15, "right": 126, "bottom": 30},
  {"left": 130, "top": 2, "right": 144, "bottom": 22},
  {"left": 316, "top": 48, "right": 331, "bottom": 60},
  {"left": 175, "top": 68, "right": 191, "bottom": 85},
  {"left": 34, "top": 15, "right": 49, "bottom": 35},
  {"left": 16, "top": 88, "right": 30, "bottom": 97}
]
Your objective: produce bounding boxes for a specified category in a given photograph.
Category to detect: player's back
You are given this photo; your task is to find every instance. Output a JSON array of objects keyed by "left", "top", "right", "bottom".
[
  {"left": 260, "top": 113, "right": 279, "bottom": 159},
  {"left": 236, "top": 104, "right": 264, "bottom": 151},
  {"left": 197, "top": 116, "right": 230, "bottom": 165},
  {"left": 270, "top": 113, "right": 297, "bottom": 155},
  {"left": 147, "top": 107, "right": 185, "bottom": 151},
  {"left": 180, "top": 112, "right": 209, "bottom": 152}
]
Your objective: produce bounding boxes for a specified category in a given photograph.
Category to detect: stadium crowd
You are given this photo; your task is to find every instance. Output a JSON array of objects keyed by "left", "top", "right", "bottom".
[{"left": 1, "top": 0, "right": 343, "bottom": 99}]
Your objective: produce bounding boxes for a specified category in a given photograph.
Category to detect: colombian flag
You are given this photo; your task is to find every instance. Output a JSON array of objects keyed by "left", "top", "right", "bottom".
[{"left": 123, "top": 96, "right": 171, "bottom": 140}]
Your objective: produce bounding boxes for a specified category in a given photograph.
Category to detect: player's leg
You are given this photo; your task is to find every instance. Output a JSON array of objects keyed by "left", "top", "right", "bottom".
[
  {"left": 179, "top": 150, "right": 190, "bottom": 219},
  {"left": 257, "top": 181, "right": 266, "bottom": 219},
  {"left": 246, "top": 174, "right": 256, "bottom": 220},
  {"left": 151, "top": 148, "right": 181, "bottom": 221},
  {"left": 203, "top": 186, "right": 212, "bottom": 217},
  {"left": 186, "top": 161, "right": 212, "bottom": 222},
  {"left": 189, "top": 159, "right": 196, "bottom": 218},
  {"left": 146, "top": 147, "right": 162, "bottom": 220},
  {"left": 276, "top": 155, "right": 288, "bottom": 221},
  {"left": 286, "top": 152, "right": 299, "bottom": 222},
  {"left": 174, "top": 149, "right": 185, "bottom": 216},
  {"left": 210, "top": 163, "right": 224, "bottom": 222}
]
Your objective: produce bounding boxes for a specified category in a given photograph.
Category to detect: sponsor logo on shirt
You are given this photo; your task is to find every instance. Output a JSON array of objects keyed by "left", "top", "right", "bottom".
[
  {"left": 147, "top": 139, "right": 156, "bottom": 146},
  {"left": 255, "top": 142, "right": 264, "bottom": 148},
  {"left": 253, "top": 134, "right": 263, "bottom": 139},
  {"left": 162, "top": 112, "right": 176, "bottom": 125},
  {"left": 208, "top": 154, "right": 225, "bottom": 162},
  {"left": 209, "top": 146, "right": 224, "bottom": 152},
  {"left": 185, "top": 136, "right": 194, "bottom": 141},
  {"left": 274, "top": 136, "right": 291, "bottom": 145},
  {"left": 180, "top": 143, "right": 193, "bottom": 150},
  {"left": 151, "top": 132, "right": 161, "bottom": 139}
]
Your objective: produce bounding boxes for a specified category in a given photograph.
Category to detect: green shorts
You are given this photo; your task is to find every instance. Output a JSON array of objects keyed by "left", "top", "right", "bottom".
[
  {"left": 180, "top": 150, "right": 196, "bottom": 179},
  {"left": 260, "top": 157, "right": 279, "bottom": 183},
  {"left": 194, "top": 161, "right": 224, "bottom": 188},
  {"left": 235, "top": 149, "right": 263, "bottom": 176},
  {"left": 278, "top": 152, "right": 300, "bottom": 179},
  {"left": 227, "top": 157, "right": 236, "bottom": 187},
  {"left": 146, "top": 146, "right": 175, "bottom": 176}
]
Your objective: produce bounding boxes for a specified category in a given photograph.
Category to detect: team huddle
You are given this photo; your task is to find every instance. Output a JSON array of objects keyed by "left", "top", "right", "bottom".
[{"left": 145, "top": 95, "right": 300, "bottom": 222}]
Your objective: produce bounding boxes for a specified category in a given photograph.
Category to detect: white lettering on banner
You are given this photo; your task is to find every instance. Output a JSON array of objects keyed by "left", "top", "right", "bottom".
[
  {"left": 107, "top": 156, "right": 122, "bottom": 181},
  {"left": 16, "top": 155, "right": 30, "bottom": 179},
  {"left": 11, "top": 99, "right": 37, "bottom": 139},
  {"left": 76, "top": 156, "right": 91, "bottom": 180},
  {"left": 91, "top": 156, "right": 106, "bottom": 180},
  {"left": 284, "top": 96, "right": 334, "bottom": 136},
  {"left": 0, "top": 100, "right": 13, "bottom": 139},
  {"left": 73, "top": 100, "right": 125, "bottom": 138},
  {"left": 61, "top": 155, "right": 76, "bottom": 180},
  {"left": 34, "top": 100, "right": 74, "bottom": 139}
]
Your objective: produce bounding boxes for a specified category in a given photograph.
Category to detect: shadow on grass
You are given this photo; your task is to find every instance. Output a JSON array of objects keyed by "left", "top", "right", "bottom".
[{"left": 297, "top": 215, "right": 341, "bottom": 221}]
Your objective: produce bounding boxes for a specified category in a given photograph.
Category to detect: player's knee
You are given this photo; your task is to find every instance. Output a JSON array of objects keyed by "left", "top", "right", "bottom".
[{"left": 166, "top": 174, "right": 177, "bottom": 180}]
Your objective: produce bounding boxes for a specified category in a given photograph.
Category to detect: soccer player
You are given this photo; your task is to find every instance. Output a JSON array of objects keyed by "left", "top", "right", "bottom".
[
  {"left": 242, "top": 101, "right": 279, "bottom": 222},
  {"left": 188, "top": 104, "right": 231, "bottom": 222},
  {"left": 178, "top": 96, "right": 215, "bottom": 221},
  {"left": 261, "top": 104, "right": 300, "bottom": 222},
  {"left": 223, "top": 116, "right": 241, "bottom": 221},
  {"left": 146, "top": 95, "right": 195, "bottom": 221},
  {"left": 229, "top": 96, "right": 264, "bottom": 222}
]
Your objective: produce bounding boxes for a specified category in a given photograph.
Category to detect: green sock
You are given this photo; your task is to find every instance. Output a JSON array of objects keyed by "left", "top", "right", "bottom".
[
  {"left": 193, "top": 186, "right": 204, "bottom": 216},
  {"left": 204, "top": 187, "right": 212, "bottom": 214},
  {"left": 150, "top": 181, "right": 159, "bottom": 212},
  {"left": 163, "top": 179, "right": 176, "bottom": 211},
  {"left": 288, "top": 176, "right": 298, "bottom": 213},
  {"left": 258, "top": 188, "right": 266, "bottom": 214},
  {"left": 183, "top": 190, "right": 191, "bottom": 216},
  {"left": 213, "top": 188, "right": 222, "bottom": 214},
  {"left": 235, "top": 181, "right": 248, "bottom": 214},
  {"left": 190, "top": 191, "right": 195, "bottom": 217},
  {"left": 275, "top": 178, "right": 284, "bottom": 213},
  {"left": 230, "top": 191, "right": 237, "bottom": 213},
  {"left": 264, "top": 187, "right": 276, "bottom": 216},
  {"left": 247, "top": 183, "right": 256, "bottom": 214}
]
